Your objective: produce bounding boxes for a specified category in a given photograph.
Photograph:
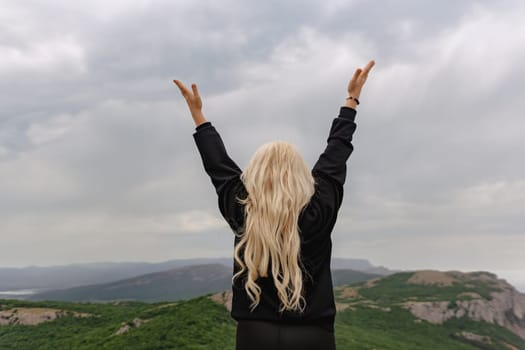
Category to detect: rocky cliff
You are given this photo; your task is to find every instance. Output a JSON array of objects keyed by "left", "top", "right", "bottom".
[{"left": 209, "top": 269, "right": 525, "bottom": 344}]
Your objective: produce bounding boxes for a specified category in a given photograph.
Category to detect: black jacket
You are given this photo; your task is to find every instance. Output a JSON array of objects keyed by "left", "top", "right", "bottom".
[{"left": 193, "top": 106, "right": 357, "bottom": 332}]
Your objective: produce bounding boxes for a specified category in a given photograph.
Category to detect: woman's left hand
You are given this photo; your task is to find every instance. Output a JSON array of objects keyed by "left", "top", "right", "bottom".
[{"left": 173, "top": 79, "right": 203, "bottom": 112}]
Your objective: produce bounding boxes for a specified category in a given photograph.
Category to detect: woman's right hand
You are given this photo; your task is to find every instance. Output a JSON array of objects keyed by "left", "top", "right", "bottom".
[{"left": 347, "top": 60, "right": 375, "bottom": 101}]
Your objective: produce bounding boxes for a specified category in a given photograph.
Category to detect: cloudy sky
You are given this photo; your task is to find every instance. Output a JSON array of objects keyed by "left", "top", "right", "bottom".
[{"left": 1, "top": 0, "right": 524, "bottom": 291}]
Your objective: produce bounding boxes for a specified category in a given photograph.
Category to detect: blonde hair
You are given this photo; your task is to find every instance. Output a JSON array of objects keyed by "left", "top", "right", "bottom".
[{"left": 232, "top": 140, "right": 316, "bottom": 314}]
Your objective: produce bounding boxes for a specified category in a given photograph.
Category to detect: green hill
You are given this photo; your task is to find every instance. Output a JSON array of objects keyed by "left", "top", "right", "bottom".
[
  {"left": 0, "top": 296, "right": 235, "bottom": 350},
  {"left": 332, "top": 270, "right": 525, "bottom": 349},
  {"left": 1, "top": 270, "right": 524, "bottom": 349}
]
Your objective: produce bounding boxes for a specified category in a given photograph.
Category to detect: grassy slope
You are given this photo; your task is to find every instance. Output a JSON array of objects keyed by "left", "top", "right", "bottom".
[
  {"left": 355, "top": 272, "right": 504, "bottom": 304},
  {"left": 0, "top": 297, "right": 236, "bottom": 350},
  {"left": 1, "top": 270, "right": 524, "bottom": 350}
]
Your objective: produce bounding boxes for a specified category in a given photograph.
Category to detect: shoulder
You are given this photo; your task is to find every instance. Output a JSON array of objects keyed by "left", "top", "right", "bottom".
[
  {"left": 311, "top": 170, "right": 344, "bottom": 211},
  {"left": 298, "top": 172, "right": 343, "bottom": 239}
]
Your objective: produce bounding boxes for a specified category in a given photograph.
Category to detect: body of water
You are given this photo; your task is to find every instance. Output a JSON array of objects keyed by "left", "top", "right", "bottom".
[{"left": 0, "top": 289, "right": 39, "bottom": 296}]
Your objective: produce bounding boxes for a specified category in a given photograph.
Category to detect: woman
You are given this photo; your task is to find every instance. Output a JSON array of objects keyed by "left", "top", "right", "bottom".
[{"left": 173, "top": 59, "right": 375, "bottom": 350}]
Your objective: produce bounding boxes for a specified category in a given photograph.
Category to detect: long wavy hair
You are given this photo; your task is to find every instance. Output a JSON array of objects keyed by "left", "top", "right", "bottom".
[{"left": 231, "top": 140, "right": 316, "bottom": 314}]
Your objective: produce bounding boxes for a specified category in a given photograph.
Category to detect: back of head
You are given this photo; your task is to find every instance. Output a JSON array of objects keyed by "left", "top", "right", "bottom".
[{"left": 233, "top": 140, "right": 316, "bottom": 314}]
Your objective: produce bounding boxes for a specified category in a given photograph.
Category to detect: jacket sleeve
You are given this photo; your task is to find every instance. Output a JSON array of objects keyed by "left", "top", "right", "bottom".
[
  {"left": 193, "top": 121, "right": 246, "bottom": 232},
  {"left": 311, "top": 106, "right": 357, "bottom": 211}
]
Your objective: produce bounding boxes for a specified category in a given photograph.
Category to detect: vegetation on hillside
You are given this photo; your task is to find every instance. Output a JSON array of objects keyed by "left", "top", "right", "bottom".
[{"left": 1, "top": 270, "right": 524, "bottom": 349}]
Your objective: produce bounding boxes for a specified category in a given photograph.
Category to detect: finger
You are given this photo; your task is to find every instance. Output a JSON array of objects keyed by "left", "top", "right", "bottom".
[
  {"left": 362, "top": 60, "right": 375, "bottom": 75},
  {"left": 173, "top": 80, "right": 190, "bottom": 95},
  {"left": 350, "top": 68, "right": 362, "bottom": 85},
  {"left": 358, "top": 62, "right": 374, "bottom": 85},
  {"left": 173, "top": 79, "right": 186, "bottom": 92},
  {"left": 191, "top": 83, "right": 200, "bottom": 98}
]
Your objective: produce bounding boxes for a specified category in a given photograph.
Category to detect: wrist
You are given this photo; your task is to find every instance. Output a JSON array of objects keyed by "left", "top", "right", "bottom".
[
  {"left": 191, "top": 109, "right": 207, "bottom": 126},
  {"left": 344, "top": 99, "right": 358, "bottom": 109}
]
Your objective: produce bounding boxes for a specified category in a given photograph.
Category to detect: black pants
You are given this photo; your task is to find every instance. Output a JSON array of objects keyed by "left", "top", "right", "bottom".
[{"left": 235, "top": 320, "right": 336, "bottom": 350}]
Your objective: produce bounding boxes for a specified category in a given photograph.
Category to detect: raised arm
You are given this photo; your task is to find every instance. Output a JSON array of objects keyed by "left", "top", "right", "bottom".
[
  {"left": 312, "top": 106, "right": 358, "bottom": 187},
  {"left": 173, "top": 78, "right": 242, "bottom": 193},
  {"left": 312, "top": 60, "right": 374, "bottom": 185},
  {"left": 192, "top": 122, "right": 242, "bottom": 195}
]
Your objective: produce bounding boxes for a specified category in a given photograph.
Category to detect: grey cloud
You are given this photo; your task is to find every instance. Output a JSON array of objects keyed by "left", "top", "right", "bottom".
[{"left": 0, "top": 0, "right": 523, "bottom": 286}]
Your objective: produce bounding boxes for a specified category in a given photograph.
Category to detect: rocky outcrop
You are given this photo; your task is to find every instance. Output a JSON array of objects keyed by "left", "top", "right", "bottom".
[
  {"left": 403, "top": 300, "right": 461, "bottom": 324},
  {"left": 407, "top": 270, "right": 460, "bottom": 286},
  {"left": 407, "top": 270, "right": 510, "bottom": 290},
  {"left": 209, "top": 290, "right": 233, "bottom": 312},
  {"left": 338, "top": 286, "right": 359, "bottom": 298},
  {"left": 112, "top": 317, "right": 152, "bottom": 336},
  {"left": 452, "top": 331, "right": 493, "bottom": 347},
  {"left": 403, "top": 285, "right": 525, "bottom": 340},
  {"left": 0, "top": 307, "right": 92, "bottom": 326}
]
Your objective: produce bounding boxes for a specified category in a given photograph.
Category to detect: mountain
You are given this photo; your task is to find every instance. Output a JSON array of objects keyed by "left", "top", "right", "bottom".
[
  {"left": 331, "top": 257, "right": 400, "bottom": 275},
  {"left": 211, "top": 269, "right": 525, "bottom": 349},
  {"left": 0, "top": 258, "right": 236, "bottom": 292},
  {"left": 1, "top": 269, "right": 524, "bottom": 349},
  {"left": 24, "top": 264, "right": 380, "bottom": 303},
  {"left": 0, "top": 257, "right": 395, "bottom": 293},
  {"left": 25, "top": 263, "right": 233, "bottom": 303}
]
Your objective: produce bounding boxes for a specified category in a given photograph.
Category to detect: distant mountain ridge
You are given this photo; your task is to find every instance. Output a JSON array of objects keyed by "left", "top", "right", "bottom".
[
  {"left": 24, "top": 264, "right": 381, "bottom": 303},
  {"left": 0, "top": 257, "right": 396, "bottom": 292},
  {"left": 25, "top": 263, "right": 233, "bottom": 303}
]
